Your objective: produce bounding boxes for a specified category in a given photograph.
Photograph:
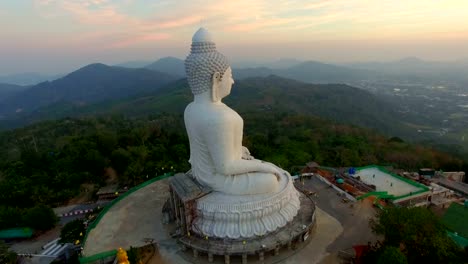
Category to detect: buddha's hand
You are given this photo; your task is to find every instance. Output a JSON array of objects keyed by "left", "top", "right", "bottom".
[{"left": 242, "top": 146, "right": 254, "bottom": 160}]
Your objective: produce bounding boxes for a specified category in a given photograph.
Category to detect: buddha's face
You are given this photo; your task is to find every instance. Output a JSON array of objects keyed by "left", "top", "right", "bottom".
[{"left": 218, "top": 67, "right": 234, "bottom": 99}]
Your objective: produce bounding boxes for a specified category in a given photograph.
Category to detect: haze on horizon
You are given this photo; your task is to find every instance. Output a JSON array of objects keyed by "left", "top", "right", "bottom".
[{"left": 1, "top": 0, "right": 468, "bottom": 75}]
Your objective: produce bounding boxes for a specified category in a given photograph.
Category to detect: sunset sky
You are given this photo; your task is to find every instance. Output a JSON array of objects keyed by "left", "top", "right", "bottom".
[{"left": 1, "top": 0, "right": 468, "bottom": 74}]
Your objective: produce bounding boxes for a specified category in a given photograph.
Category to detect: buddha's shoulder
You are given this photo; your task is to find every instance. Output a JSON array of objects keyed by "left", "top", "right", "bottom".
[
  {"left": 186, "top": 103, "right": 233, "bottom": 113},
  {"left": 185, "top": 104, "right": 241, "bottom": 123}
]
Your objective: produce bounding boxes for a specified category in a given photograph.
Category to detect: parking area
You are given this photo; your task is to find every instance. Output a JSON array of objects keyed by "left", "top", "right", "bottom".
[{"left": 298, "top": 176, "right": 379, "bottom": 253}]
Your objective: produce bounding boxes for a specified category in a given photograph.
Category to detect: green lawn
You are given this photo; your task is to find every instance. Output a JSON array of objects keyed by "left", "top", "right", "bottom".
[{"left": 442, "top": 202, "right": 468, "bottom": 238}]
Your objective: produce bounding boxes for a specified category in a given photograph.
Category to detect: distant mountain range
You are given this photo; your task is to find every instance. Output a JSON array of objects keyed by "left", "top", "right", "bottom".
[
  {"left": 0, "top": 57, "right": 386, "bottom": 121},
  {"left": 114, "top": 60, "right": 152, "bottom": 68},
  {"left": 0, "top": 63, "right": 178, "bottom": 119},
  {"left": 5, "top": 56, "right": 468, "bottom": 87},
  {"left": 346, "top": 57, "right": 468, "bottom": 81},
  {"left": 234, "top": 61, "right": 376, "bottom": 83},
  {"left": 125, "top": 56, "right": 468, "bottom": 83},
  {"left": 0, "top": 83, "right": 28, "bottom": 102},
  {"left": 0, "top": 72, "right": 62, "bottom": 86},
  {"left": 144, "top": 56, "right": 186, "bottom": 77},
  {"left": 2, "top": 55, "right": 467, "bottom": 139},
  {"left": 230, "top": 58, "right": 304, "bottom": 69},
  {"left": 117, "top": 56, "right": 376, "bottom": 84},
  {"left": 0, "top": 73, "right": 420, "bottom": 140}
]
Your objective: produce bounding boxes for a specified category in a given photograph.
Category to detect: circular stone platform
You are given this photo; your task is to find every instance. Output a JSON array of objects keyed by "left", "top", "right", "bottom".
[
  {"left": 180, "top": 191, "right": 315, "bottom": 262},
  {"left": 83, "top": 178, "right": 343, "bottom": 264}
]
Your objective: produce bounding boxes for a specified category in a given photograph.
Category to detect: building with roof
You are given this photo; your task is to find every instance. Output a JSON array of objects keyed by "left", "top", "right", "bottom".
[
  {"left": 442, "top": 172, "right": 466, "bottom": 182},
  {"left": 433, "top": 178, "right": 468, "bottom": 197}
]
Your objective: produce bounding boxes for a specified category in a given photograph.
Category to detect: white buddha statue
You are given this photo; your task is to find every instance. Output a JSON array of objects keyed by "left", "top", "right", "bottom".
[
  {"left": 184, "top": 28, "right": 282, "bottom": 195},
  {"left": 183, "top": 28, "right": 300, "bottom": 239}
]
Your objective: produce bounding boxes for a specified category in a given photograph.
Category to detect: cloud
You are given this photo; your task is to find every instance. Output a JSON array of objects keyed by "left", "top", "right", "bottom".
[
  {"left": 33, "top": 0, "right": 169, "bottom": 47},
  {"left": 109, "top": 33, "right": 171, "bottom": 48},
  {"left": 142, "top": 15, "right": 205, "bottom": 31},
  {"left": 38, "top": 0, "right": 133, "bottom": 25},
  {"left": 2, "top": 0, "right": 467, "bottom": 75},
  {"left": 31, "top": 0, "right": 468, "bottom": 48}
]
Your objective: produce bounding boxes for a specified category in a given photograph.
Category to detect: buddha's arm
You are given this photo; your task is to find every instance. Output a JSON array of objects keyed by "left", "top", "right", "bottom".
[
  {"left": 213, "top": 152, "right": 280, "bottom": 176},
  {"left": 206, "top": 122, "right": 279, "bottom": 176}
]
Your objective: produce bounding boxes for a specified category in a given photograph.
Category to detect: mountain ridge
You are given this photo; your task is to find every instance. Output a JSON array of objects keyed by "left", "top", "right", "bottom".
[
  {"left": 144, "top": 56, "right": 186, "bottom": 77},
  {"left": 0, "top": 83, "right": 27, "bottom": 102},
  {"left": 1, "top": 75, "right": 420, "bottom": 141},
  {"left": 0, "top": 63, "right": 179, "bottom": 118}
]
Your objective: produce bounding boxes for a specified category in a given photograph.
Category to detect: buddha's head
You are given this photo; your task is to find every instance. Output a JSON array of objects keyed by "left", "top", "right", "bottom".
[{"left": 185, "top": 28, "right": 233, "bottom": 101}]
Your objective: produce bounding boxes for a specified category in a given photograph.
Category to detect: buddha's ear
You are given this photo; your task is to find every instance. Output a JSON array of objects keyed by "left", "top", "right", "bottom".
[
  {"left": 212, "top": 71, "right": 221, "bottom": 84},
  {"left": 211, "top": 72, "right": 221, "bottom": 102}
]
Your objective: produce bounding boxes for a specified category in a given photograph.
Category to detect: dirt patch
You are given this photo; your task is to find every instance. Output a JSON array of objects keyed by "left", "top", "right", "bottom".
[
  {"left": 145, "top": 246, "right": 166, "bottom": 264},
  {"left": 318, "top": 253, "right": 341, "bottom": 264},
  {"left": 83, "top": 179, "right": 174, "bottom": 256},
  {"left": 104, "top": 167, "right": 118, "bottom": 184}
]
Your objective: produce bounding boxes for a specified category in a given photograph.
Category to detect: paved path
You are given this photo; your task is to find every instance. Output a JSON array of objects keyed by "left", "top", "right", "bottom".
[
  {"left": 301, "top": 176, "right": 379, "bottom": 253},
  {"left": 282, "top": 207, "right": 342, "bottom": 264}
]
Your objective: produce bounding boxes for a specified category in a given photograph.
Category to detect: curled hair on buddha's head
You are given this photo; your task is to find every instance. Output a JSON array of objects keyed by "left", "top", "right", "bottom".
[{"left": 185, "top": 28, "right": 230, "bottom": 95}]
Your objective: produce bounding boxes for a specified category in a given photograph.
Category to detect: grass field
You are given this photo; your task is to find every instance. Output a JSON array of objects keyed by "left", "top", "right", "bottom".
[{"left": 442, "top": 202, "right": 468, "bottom": 238}]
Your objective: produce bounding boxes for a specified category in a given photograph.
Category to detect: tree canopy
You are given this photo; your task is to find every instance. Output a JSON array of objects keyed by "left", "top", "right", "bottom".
[
  {"left": 367, "top": 207, "right": 467, "bottom": 264},
  {"left": 0, "top": 241, "right": 17, "bottom": 264},
  {"left": 377, "top": 246, "right": 407, "bottom": 264},
  {"left": 22, "top": 204, "right": 58, "bottom": 231},
  {"left": 60, "top": 219, "right": 85, "bottom": 244},
  {"left": 0, "top": 113, "right": 466, "bottom": 230}
]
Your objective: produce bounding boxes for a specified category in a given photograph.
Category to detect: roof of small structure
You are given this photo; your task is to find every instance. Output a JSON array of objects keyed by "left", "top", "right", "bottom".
[
  {"left": 434, "top": 178, "right": 468, "bottom": 196},
  {"left": 448, "top": 231, "right": 468, "bottom": 248},
  {"left": 0, "top": 227, "right": 33, "bottom": 239},
  {"left": 169, "top": 173, "right": 211, "bottom": 203},
  {"left": 419, "top": 168, "right": 435, "bottom": 171},
  {"left": 96, "top": 184, "right": 120, "bottom": 195},
  {"left": 306, "top": 161, "right": 320, "bottom": 168}
]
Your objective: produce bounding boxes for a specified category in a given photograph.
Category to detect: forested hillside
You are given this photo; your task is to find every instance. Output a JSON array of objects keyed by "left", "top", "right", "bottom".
[
  {"left": 2, "top": 76, "right": 422, "bottom": 140},
  {"left": 1, "top": 112, "right": 466, "bottom": 230},
  {"left": 0, "top": 115, "right": 188, "bottom": 229}
]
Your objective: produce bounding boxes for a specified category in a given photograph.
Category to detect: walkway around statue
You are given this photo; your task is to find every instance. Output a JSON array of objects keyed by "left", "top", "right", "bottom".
[{"left": 82, "top": 174, "right": 354, "bottom": 263}]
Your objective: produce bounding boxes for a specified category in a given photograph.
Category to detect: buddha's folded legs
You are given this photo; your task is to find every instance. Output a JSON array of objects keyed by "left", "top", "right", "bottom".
[{"left": 210, "top": 171, "right": 281, "bottom": 195}]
